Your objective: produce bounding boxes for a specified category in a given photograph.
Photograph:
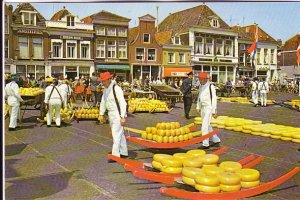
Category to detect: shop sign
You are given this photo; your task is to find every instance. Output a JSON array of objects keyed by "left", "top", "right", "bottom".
[
  {"left": 61, "top": 35, "right": 83, "bottom": 40},
  {"left": 171, "top": 72, "right": 188, "bottom": 77},
  {"left": 17, "top": 29, "right": 43, "bottom": 34}
]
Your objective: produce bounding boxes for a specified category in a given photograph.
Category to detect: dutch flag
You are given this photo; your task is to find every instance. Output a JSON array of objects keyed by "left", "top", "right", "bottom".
[
  {"left": 297, "top": 42, "right": 300, "bottom": 66},
  {"left": 248, "top": 26, "right": 258, "bottom": 61}
]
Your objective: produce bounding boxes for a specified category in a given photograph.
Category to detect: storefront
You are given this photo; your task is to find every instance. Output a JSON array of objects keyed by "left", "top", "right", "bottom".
[
  {"left": 163, "top": 67, "right": 193, "bottom": 83},
  {"left": 97, "top": 64, "right": 130, "bottom": 81},
  {"left": 132, "top": 65, "right": 161, "bottom": 82},
  {"left": 193, "top": 65, "right": 236, "bottom": 84},
  {"left": 15, "top": 61, "right": 46, "bottom": 80}
]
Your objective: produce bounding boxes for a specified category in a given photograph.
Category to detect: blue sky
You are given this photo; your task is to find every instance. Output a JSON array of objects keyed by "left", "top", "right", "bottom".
[{"left": 7, "top": 1, "right": 300, "bottom": 43}]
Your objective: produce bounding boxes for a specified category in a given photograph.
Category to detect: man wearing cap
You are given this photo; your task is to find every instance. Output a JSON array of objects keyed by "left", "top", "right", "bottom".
[
  {"left": 251, "top": 77, "right": 259, "bottom": 107},
  {"left": 44, "top": 77, "right": 63, "bottom": 127},
  {"left": 98, "top": 72, "right": 128, "bottom": 159},
  {"left": 180, "top": 71, "right": 193, "bottom": 119},
  {"left": 5, "top": 74, "right": 23, "bottom": 131},
  {"left": 258, "top": 77, "right": 269, "bottom": 107},
  {"left": 196, "top": 72, "right": 221, "bottom": 149}
]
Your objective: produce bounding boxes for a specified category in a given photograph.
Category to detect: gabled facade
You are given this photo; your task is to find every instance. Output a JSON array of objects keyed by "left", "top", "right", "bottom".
[
  {"left": 10, "top": 3, "right": 49, "bottom": 80},
  {"left": 128, "top": 14, "right": 162, "bottom": 81},
  {"left": 159, "top": 5, "right": 239, "bottom": 84},
  {"left": 46, "top": 6, "right": 94, "bottom": 80},
  {"left": 82, "top": 10, "right": 130, "bottom": 81},
  {"left": 4, "top": 4, "right": 14, "bottom": 74}
]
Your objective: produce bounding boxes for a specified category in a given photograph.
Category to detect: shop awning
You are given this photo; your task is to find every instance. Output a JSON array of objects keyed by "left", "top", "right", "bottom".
[
  {"left": 163, "top": 67, "right": 193, "bottom": 77},
  {"left": 97, "top": 65, "right": 130, "bottom": 70}
]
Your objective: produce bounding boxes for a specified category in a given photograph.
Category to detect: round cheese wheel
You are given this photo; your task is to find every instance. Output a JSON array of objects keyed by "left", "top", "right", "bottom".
[
  {"left": 270, "top": 135, "right": 281, "bottom": 139},
  {"left": 240, "top": 180, "right": 260, "bottom": 188},
  {"left": 261, "top": 133, "right": 271, "bottom": 137},
  {"left": 217, "top": 125, "right": 225, "bottom": 129},
  {"left": 201, "top": 154, "right": 219, "bottom": 165},
  {"left": 187, "top": 149, "right": 206, "bottom": 157},
  {"left": 292, "top": 133, "right": 300, "bottom": 139},
  {"left": 194, "top": 121, "right": 202, "bottom": 125},
  {"left": 194, "top": 117, "right": 202, "bottom": 121},
  {"left": 233, "top": 126, "right": 243, "bottom": 132},
  {"left": 182, "top": 167, "right": 205, "bottom": 178},
  {"left": 243, "top": 125, "right": 252, "bottom": 130},
  {"left": 216, "top": 121, "right": 226, "bottom": 125},
  {"left": 153, "top": 154, "right": 172, "bottom": 163},
  {"left": 226, "top": 127, "right": 235, "bottom": 131},
  {"left": 168, "top": 136, "right": 174, "bottom": 143},
  {"left": 281, "top": 137, "right": 292, "bottom": 141},
  {"left": 218, "top": 172, "right": 241, "bottom": 185},
  {"left": 147, "top": 133, "right": 153, "bottom": 140},
  {"left": 161, "top": 157, "right": 182, "bottom": 167},
  {"left": 141, "top": 132, "right": 147, "bottom": 139},
  {"left": 203, "top": 165, "right": 224, "bottom": 176},
  {"left": 152, "top": 160, "right": 162, "bottom": 170},
  {"left": 183, "top": 157, "right": 203, "bottom": 168},
  {"left": 161, "top": 166, "right": 182, "bottom": 174},
  {"left": 281, "top": 132, "right": 292, "bottom": 137},
  {"left": 251, "top": 132, "right": 262, "bottom": 136},
  {"left": 173, "top": 153, "right": 194, "bottom": 160},
  {"left": 194, "top": 174, "right": 219, "bottom": 186},
  {"left": 182, "top": 176, "right": 196, "bottom": 186},
  {"left": 194, "top": 184, "right": 220, "bottom": 193},
  {"left": 220, "top": 184, "right": 241, "bottom": 192},
  {"left": 292, "top": 139, "right": 300, "bottom": 143},
  {"left": 236, "top": 168, "right": 260, "bottom": 182},
  {"left": 145, "top": 127, "right": 152, "bottom": 134},
  {"left": 219, "top": 161, "right": 242, "bottom": 173},
  {"left": 252, "top": 121, "right": 262, "bottom": 124},
  {"left": 225, "top": 122, "right": 237, "bottom": 127},
  {"left": 242, "top": 129, "right": 252, "bottom": 134}
]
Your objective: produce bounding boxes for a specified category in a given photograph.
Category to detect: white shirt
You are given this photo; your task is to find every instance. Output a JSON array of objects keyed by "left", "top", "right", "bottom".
[
  {"left": 44, "top": 84, "right": 63, "bottom": 104},
  {"left": 58, "top": 83, "right": 71, "bottom": 99},
  {"left": 252, "top": 81, "right": 258, "bottom": 91},
  {"left": 5, "top": 81, "right": 23, "bottom": 105},
  {"left": 258, "top": 81, "right": 269, "bottom": 92},
  {"left": 196, "top": 81, "right": 217, "bottom": 113},
  {"left": 100, "top": 82, "right": 127, "bottom": 118}
]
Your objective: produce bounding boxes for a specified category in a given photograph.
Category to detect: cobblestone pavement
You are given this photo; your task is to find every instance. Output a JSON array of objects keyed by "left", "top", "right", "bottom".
[{"left": 5, "top": 92, "right": 300, "bottom": 200}]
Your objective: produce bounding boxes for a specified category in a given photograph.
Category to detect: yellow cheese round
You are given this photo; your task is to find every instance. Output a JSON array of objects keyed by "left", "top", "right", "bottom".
[
  {"left": 236, "top": 168, "right": 260, "bottom": 182},
  {"left": 145, "top": 127, "right": 152, "bottom": 134},
  {"left": 141, "top": 132, "right": 147, "bottom": 139},
  {"left": 219, "top": 161, "right": 242, "bottom": 173},
  {"left": 225, "top": 122, "right": 237, "bottom": 127},
  {"left": 242, "top": 129, "right": 252, "bottom": 134},
  {"left": 201, "top": 154, "right": 219, "bottom": 165},
  {"left": 187, "top": 149, "right": 206, "bottom": 157},
  {"left": 292, "top": 139, "right": 300, "bottom": 143},
  {"left": 173, "top": 153, "right": 195, "bottom": 160},
  {"left": 153, "top": 154, "right": 172, "bottom": 163},
  {"left": 217, "top": 125, "right": 225, "bottom": 129},
  {"left": 182, "top": 167, "right": 205, "bottom": 179},
  {"left": 183, "top": 157, "right": 203, "bottom": 168},
  {"left": 182, "top": 176, "right": 196, "bottom": 186},
  {"left": 161, "top": 166, "right": 182, "bottom": 174},
  {"left": 251, "top": 132, "right": 262, "bottom": 136},
  {"left": 203, "top": 165, "right": 224, "bottom": 176},
  {"left": 173, "top": 136, "right": 179, "bottom": 143},
  {"left": 280, "top": 137, "right": 292, "bottom": 141},
  {"left": 240, "top": 180, "right": 260, "bottom": 188},
  {"left": 233, "top": 126, "right": 243, "bottom": 132},
  {"left": 161, "top": 157, "right": 183, "bottom": 167},
  {"left": 243, "top": 125, "right": 252, "bottom": 130},
  {"left": 220, "top": 184, "right": 241, "bottom": 192},
  {"left": 194, "top": 121, "right": 202, "bottom": 125},
  {"left": 194, "top": 184, "right": 220, "bottom": 193},
  {"left": 226, "top": 127, "right": 235, "bottom": 131},
  {"left": 261, "top": 133, "right": 271, "bottom": 137},
  {"left": 147, "top": 133, "right": 153, "bottom": 140},
  {"left": 292, "top": 133, "right": 300, "bottom": 139},
  {"left": 218, "top": 172, "right": 241, "bottom": 185},
  {"left": 281, "top": 132, "right": 292, "bottom": 137},
  {"left": 194, "top": 174, "right": 220, "bottom": 186},
  {"left": 152, "top": 160, "right": 162, "bottom": 170},
  {"left": 270, "top": 135, "right": 281, "bottom": 139}
]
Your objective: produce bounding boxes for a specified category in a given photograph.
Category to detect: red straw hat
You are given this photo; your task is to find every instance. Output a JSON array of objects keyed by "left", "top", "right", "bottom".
[
  {"left": 98, "top": 72, "right": 113, "bottom": 81},
  {"left": 198, "top": 72, "right": 209, "bottom": 79}
]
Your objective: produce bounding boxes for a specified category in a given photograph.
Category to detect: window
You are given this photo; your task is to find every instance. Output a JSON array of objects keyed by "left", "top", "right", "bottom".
[
  {"left": 143, "top": 33, "right": 150, "bottom": 43},
  {"left": 179, "top": 53, "right": 185, "bottom": 63},
  {"left": 19, "top": 36, "right": 29, "bottom": 58},
  {"left": 216, "top": 39, "right": 223, "bottom": 55},
  {"left": 22, "top": 12, "right": 36, "bottom": 25},
  {"left": 96, "top": 40, "right": 105, "bottom": 58},
  {"left": 239, "top": 53, "right": 246, "bottom": 65},
  {"left": 118, "top": 41, "right": 127, "bottom": 58},
  {"left": 173, "top": 36, "right": 181, "bottom": 45},
  {"left": 118, "top": 28, "right": 127, "bottom": 37},
  {"left": 66, "top": 41, "right": 76, "bottom": 58},
  {"left": 148, "top": 49, "right": 156, "bottom": 61},
  {"left": 264, "top": 49, "right": 269, "bottom": 64},
  {"left": 240, "top": 44, "right": 246, "bottom": 50},
  {"left": 212, "top": 19, "right": 219, "bottom": 27},
  {"left": 96, "top": 27, "right": 105, "bottom": 35},
  {"left": 5, "top": 39, "right": 9, "bottom": 58},
  {"left": 52, "top": 41, "right": 62, "bottom": 58},
  {"left": 256, "top": 48, "right": 261, "bottom": 64},
  {"left": 32, "top": 37, "right": 43, "bottom": 59},
  {"left": 107, "top": 41, "right": 116, "bottom": 58},
  {"left": 5, "top": 15, "right": 8, "bottom": 34},
  {"left": 225, "top": 40, "right": 233, "bottom": 56},
  {"left": 81, "top": 42, "right": 90, "bottom": 59},
  {"left": 67, "top": 16, "right": 75, "bottom": 27},
  {"left": 205, "top": 38, "right": 213, "bottom": 55},
  {"left": 168, "top": 53, "right": 175, "bottom": 63},
  {"left": 270, "top": 49, "right": 275, "bottom": 64},
  {"left": 107, "top": 27, "right": 116, "bottom": 36},
  {"left": 136, "top": 48, "right": 144, "bottom": 60},
  {"left": 195, "top": 34, "right": 203, "bottom": 54}
]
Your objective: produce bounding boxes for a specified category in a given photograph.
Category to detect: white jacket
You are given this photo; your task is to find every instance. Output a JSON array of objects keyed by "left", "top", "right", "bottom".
[
  {"left": 5, "top": 81, "right": 23, "bottom": 106},
  {"left": 100, "top": 82, "right": 127, "bottom": 118},
  {"left": 258, "top": 81, "right": 269, "bottom": 93},
  {"left": 44, "top": 84, "right": 63, "bottom": 104},
  {"left": 196, "top": 81, "right": 217, "bottom": 113}
]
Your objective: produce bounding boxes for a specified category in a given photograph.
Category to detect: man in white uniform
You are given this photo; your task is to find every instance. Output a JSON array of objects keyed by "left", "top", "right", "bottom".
[
  {"left": 5, "top": 74, "right": 23, "bottom": 131},
  {"left": 58, "top": 79, "right": 71, "bottom": 108},
  {"left": 44, "top": 77, "right": 63, "bottom": 127},
  {"left": 251, "top": 77, "right": 259, "bottom": 107},
  {"left": 196, "top": 72, "right": 221, "bottom": 149},
  {"left": 98, "top": 72, "right": 128, "bottom": 160},
  {"left": 258, "top": 77, "right": 269, "bottom": 107}
]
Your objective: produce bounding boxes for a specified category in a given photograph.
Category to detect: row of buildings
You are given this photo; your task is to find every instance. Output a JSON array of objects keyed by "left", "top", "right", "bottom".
[{"left": 4, "top": 3, "right": 300, "bottom": 83}]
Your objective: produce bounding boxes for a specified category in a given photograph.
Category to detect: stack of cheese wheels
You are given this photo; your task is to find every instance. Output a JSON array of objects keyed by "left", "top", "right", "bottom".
[
  {"left": 152, "top": 154, "right": 173, "bottom": 170},
  {"left": 218, "top": 172, "right": 241, "bottom": 192},
  {"left": 160, "top": 156, "right": 183, "bottom": 174},
  {"left": 236, "top": 168, "right": 260, "bottom": 188},
  {"left": 182, "top": 167, "right": 206, "bottom": 186},
  {"left": 201, "top": 154, "right": 220, "bottom": 167},
  {"left": 219, "top": 161, "right": 242, "bottom": 173},
  {"left": 194, "top": 174, "right": 220, "bottom": 193},
  {"left": 194, "top": 117, "right": 202, "bottom": 125}
]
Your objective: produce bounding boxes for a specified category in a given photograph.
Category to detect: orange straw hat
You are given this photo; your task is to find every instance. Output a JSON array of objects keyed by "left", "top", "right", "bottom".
[
  {"left": 98, "top": 72, "right": 113, "bottom": 81},
  {"left": 198, "top": 72, "right": 209, "bottom": 79}
]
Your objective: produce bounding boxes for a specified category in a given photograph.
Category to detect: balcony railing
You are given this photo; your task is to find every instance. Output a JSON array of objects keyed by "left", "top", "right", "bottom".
[{"left": 46, "top": 21, "right": 93, "bottom": 30}]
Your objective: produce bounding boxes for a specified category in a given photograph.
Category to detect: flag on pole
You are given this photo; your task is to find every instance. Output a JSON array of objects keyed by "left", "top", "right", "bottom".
[
  {"left": 248, "top": 26, "right": 258, "bottom": 61},
  {"left": 297, "top": 42, "right": 300, "bottom": 66}
]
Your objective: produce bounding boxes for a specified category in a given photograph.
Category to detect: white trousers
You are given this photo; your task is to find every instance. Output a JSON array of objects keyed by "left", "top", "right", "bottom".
[
  {"left": 47, "top": 99, "right": 62, "bottom": 126},
  {"left": 8, "top": 104, "right": 19, "bottom": 128},
  {"left": 252, "top": 91, "right": 258, "bottom": 105},
  {"left": 260, "top": 91, "right": 267, "bottom": 106},
  {"left": 108, "top": 110, "right": 128, "bottom": 157},
  {"left": 201, "top": 105, "right": 221, "bottom": 147}
]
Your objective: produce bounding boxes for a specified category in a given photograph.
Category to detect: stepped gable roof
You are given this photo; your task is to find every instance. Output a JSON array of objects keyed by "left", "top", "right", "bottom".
[
  {"left": 12, "top": 3, "right": 46, "bottom": 26},
  {"left": 158, "top": 4, "right": 230, "bottom": 33}
]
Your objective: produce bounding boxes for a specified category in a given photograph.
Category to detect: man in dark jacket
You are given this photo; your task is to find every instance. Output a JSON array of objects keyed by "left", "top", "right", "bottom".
[
  {"left": 180, "top": 71, "right": 193, "bottom": 119},
  {"left": 90, "top": 72, "right": 100, "bottom": 107}
]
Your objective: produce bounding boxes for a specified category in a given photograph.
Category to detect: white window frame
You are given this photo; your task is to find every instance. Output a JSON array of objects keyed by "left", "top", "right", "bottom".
[
  {"left": 118, "top": 40, "right": 127, "bottom": 59},
  {"left": 51, "top": 39, "right": 63, "bottom": 58},
  {"left": 96, "top": 40, "right": 106, "bottom": 58},
  {"left": 270, "top": 49, "right": 275, "bottom": 64},
  {"left": 107, "top": 27, "right": 116, "bottom": 36},
  {"left": 168, "top": 52, "right": 175, "bottom": 63},
  {"left": 107, "top": 40, "right": 116, "bottom": 58},
  {"left": 205, "top": 37, "right": 213, "bottom": 55},
  {"left": 179, "top": 53, "right": 185, "bottom": 63},
  {"left": 216, "top": 38, "right": 224, "bottom": 56},
  {"left": 264, "top": 49, "right": 269, "bottom": 64},
  {"left": 19, "top": 36, "right": 29, "bottom": 59},
  {"left": 118, "top": 28, "right": 127, "bottom": 37},
  {"left": 194, "top": 34, "right": 204, "bottom": 55},
  {"left": 173, "top": 36, "right": 181, "bottom": 45},
  {"left": 67, "top": 16, "right": 75, "bottom": 27},
  {"left": 136, "top": 47, "right": 145, "bottom": 61},
  {"left": 80, "top": 41, "right": 90, "bottom": 59},
  {"left": 32, "top": 37, "right": 43, "bottom": 59},
  {"left": 5, "top": 39, "right": 9, "bottom": 58},
  {"left": 212, "top": 19, "right": 219, "bottom": 28},
  {"left": 143, "top": 33, "right": 150, "bottom": 43},
  {"left": 96, "top": 27, "right": 105, "bottom": 35},
  {"left": 147, "top": 48, "right": 156, "bottom": 61},
  {"left": 66, "top": 40, "right": 77, "bottom": 58},
  {"left": 21, "top": 11, "right": 36, "bottom": 26},
  {"left": 225, "top": 39, "right": 233, "bottom": 56},
  {"left": 5, "top": 15, "right": 9, "bottom": 34}
]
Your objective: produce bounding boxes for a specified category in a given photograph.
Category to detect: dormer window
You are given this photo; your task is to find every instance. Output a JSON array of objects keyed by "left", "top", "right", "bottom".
[
  {"left": 21, "top": 11, "right": 36, "bottom": 26},
  {"left": 143, "top": 33, "right": 150, "bottom": 43},
  {"left": 209, "top": 17, "right": 219, "bottom": 28},
  {"left": 67, "top": 16, "right": 75, "bottom": 27},
  {"left": 173, "top": 36, "right": 181, "bottom": 45}
]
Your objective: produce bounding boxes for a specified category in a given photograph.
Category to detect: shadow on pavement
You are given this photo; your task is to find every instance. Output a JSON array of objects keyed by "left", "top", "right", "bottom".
[
  {"left": 5, "top": 159, "right": 21, "bottom": 178},
  {"left": 5, "top": 171, "right": 75, "bottom": 199},
  {"left": 5, "top": 143, "right": 28, "bottom": 156}
]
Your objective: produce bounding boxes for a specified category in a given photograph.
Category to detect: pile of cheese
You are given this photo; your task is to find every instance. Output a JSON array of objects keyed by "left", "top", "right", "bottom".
[{"left": 128, "top": 98, "right": 169, "bottom": 113}]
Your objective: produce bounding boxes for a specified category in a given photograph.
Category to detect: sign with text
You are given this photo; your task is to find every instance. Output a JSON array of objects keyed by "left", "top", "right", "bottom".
[
  {"left": 17, "top": 29, "right": 43, "bottom": 35},
  {"left": 61, "top": 35, "right": 83, "bottom": 40},
  {"left": 171, "top": 72, "right": 188, "bottom": 77}
]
